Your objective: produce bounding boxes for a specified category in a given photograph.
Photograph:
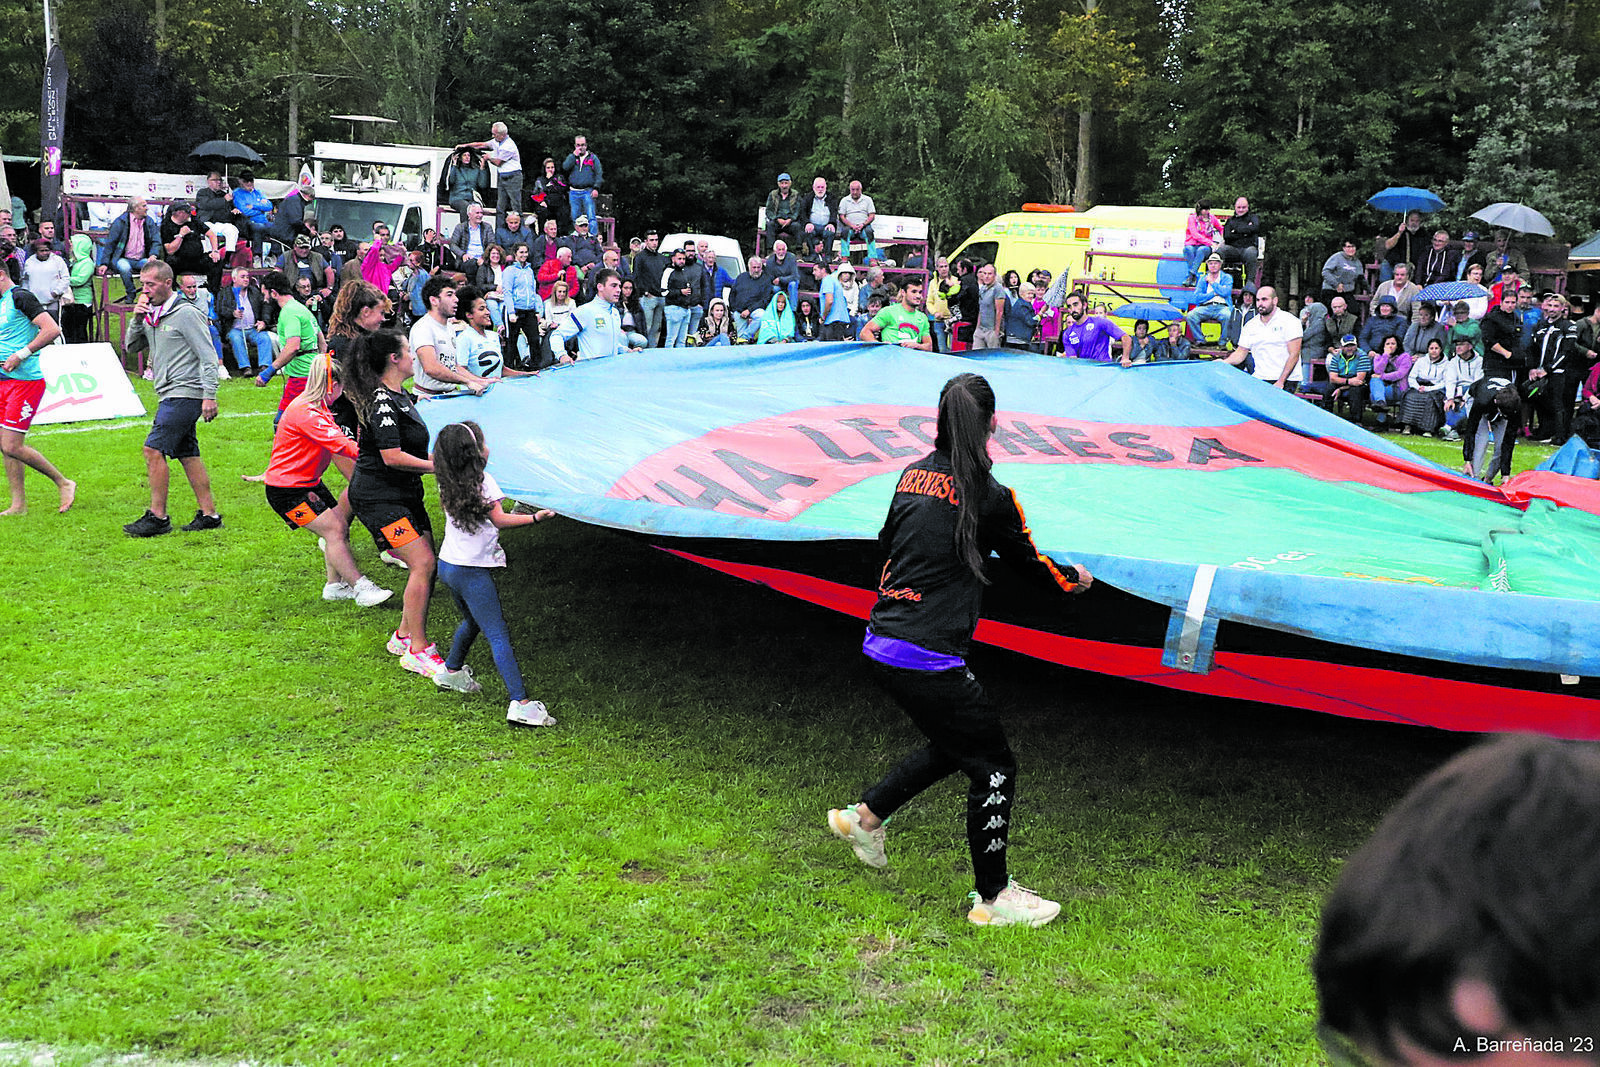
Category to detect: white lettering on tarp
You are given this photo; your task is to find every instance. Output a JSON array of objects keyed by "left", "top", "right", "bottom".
[{"left": 1230, "top": 551, "right": 1316, "bottom": 571}]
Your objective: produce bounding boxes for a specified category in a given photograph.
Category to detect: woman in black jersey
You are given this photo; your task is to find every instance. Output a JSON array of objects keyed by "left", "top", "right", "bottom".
[
  {"left": 344, "top": 330, "right": 444, "bottom": 679},
  {"left": 828, "top": 373, "right": 1093, "bottom": 928},
  {"left": 326, "top": 281, "right": 389, "bottom": 439}
]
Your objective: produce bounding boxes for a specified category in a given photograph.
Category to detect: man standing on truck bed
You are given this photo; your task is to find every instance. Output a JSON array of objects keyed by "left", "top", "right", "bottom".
[{"left": 460, "top": 123, "right": 523, "bottom": 220}]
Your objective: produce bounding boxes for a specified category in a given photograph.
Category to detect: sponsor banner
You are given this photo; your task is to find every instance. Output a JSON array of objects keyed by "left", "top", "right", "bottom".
[{"left": 33, "top": 343, "right": 147, "bottom": 425}]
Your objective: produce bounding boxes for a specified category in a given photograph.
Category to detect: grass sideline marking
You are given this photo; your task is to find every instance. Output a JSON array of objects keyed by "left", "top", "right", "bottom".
[
  {"left": 0, "top": 1043, "right": 273, "bottom": 1066},
  {"left": 31, "top": 412, "right": 266, "bottom": 437}
]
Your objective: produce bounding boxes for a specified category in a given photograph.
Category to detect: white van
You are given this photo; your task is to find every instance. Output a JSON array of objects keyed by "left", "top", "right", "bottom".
[
  {"left": 661, "top": 232, "right": 746, "bottom": 287},
  {"left": 310, "top": 141, "right": 462, "bottom": 248}
]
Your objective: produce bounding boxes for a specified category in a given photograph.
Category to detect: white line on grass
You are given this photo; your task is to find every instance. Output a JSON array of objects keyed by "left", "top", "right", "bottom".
[
  {"left": 0, "top": 1042, "right": 274, "bottom": 1066},
  {"left": 30, "top": 412, "right": 266, "bottom": 437}
]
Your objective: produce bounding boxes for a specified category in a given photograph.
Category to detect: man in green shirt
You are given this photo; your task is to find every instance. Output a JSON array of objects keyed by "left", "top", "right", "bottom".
[
  {"left": 860, "top": 279, "right": 933, "bottom": 351},
  {"left": 255, "top": 270, "right": 323, "bottom": 422}
]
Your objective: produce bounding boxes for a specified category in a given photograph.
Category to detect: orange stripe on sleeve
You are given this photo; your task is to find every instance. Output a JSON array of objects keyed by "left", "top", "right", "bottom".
[{"left": 1008, "top": 488, "right": 1079, "bottom": 593}]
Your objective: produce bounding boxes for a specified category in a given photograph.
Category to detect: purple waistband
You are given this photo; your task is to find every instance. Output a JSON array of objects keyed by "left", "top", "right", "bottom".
[{"left": 862, "top": 630, "right": 965, "bottom": 672}]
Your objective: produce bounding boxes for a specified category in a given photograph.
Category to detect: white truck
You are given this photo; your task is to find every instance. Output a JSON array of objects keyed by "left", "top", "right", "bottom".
[{"left": 307, "top": 140, "right": 466, "bottom": 247}]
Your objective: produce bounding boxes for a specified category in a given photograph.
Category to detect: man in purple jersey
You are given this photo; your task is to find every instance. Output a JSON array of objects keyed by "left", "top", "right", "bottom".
[{"left": 1057, "top": 291, "right": 1130, "bottom": 363}]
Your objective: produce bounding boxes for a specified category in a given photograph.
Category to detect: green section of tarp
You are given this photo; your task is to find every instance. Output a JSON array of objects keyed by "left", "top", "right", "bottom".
[{"left": 799, "top": 463, "right": 1600, "bottom": 602}]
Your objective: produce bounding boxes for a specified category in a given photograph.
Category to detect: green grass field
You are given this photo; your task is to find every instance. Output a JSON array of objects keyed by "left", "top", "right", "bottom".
[{"left": 0, "top": 376, "right": 1561, "bottom": 1066}]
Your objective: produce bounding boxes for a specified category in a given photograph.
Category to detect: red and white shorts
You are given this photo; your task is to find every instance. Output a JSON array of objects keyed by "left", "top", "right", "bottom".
[{"left": 0, "top": 378, "right": 48, "bottom": 433}]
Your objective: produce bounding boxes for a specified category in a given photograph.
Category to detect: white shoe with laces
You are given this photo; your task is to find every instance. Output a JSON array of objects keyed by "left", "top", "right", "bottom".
[
  {"left": 827, "top": 805, "right": 888, "bottom": 869},
  {"left": 967, "top": 880, "right": 1062, "bottom": 928},
  {"left": 352, "top": 575, "right": 394, "bottom": 608},
  {"left": 322, "top": 581, "right": 355, "bottom": 602},
  {"left": 507, "top": 699, "right": 556, "bottom": 727},
  {"left": 386, "top": 630, "right": 408, "bottom": 656},
  {"left": 400, "top": 643, "right": 447, "bottom": 678},
  {"left": 434, "top": 664, "right": 482, "bottom": 693}
]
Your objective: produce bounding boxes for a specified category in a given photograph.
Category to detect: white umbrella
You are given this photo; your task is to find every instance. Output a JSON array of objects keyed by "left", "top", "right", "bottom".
[{"left": 1470, "top": 202, "right": 1555, "bottom": 237}]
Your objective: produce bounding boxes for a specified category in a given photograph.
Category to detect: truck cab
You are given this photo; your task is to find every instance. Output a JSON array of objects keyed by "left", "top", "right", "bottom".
[{"left": 310, "top": 141, "right": 463, "bottom": 247}]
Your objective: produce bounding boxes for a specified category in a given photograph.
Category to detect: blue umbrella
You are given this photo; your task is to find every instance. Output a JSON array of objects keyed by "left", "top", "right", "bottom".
[
  {"left": 1113, "top": 302, "right": 1184, "bottom": 322},
  {"left": 1415, "top": 281, "right": 1490, "bottom": 305},
  {"left": 1367, "top": 187, "right": 1445, "bottom": 214}
]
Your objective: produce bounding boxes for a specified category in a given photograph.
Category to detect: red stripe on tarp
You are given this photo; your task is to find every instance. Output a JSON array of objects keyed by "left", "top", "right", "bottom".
[
  {"left": 663, "top": 547, "right": 1600, "bottom": 740},
  {"left": 1500, "top": 470, "right": 1600, "bottom": 517}
]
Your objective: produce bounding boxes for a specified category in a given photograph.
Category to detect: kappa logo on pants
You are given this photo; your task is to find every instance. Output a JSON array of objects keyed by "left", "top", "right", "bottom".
[
  {"left": 982, "top": 815, "right": 1007, "bottom": 830},
  {"left": 983, "top": 839, "right": 1007, "bottom": 853},
  {"left": 982, "top": 791, "right": 1006, "bottom": 807},
  {"left": 381, "top": 516, "right": 420, "bottom": 549},
  {"left": 988, "top": 772, "right": 1007, "bottom": 788},
  {"left": 20, "top": 402, "right": 33, "bottom": 420}
]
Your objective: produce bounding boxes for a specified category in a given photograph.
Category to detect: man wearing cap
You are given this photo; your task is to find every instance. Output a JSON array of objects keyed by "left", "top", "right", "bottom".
[
  {"left": 20, "top": 239, "right": 71, "bottom": 318},
  {"left": 763, "top": 174, "right": 802, "bottom": 251},
  {"left": 1455, "top": 231, "right": 1488, "bottom": 280},
  {"left": 729, "top": 256, "right": 769, "bottom": 342},
  {"left": 95, "top": 197, "right": 162, "bottom": 297},
  {"left": 564, "top": 217, "right": 604, "bottom": 272},
  {"left": 161, "top": 200, "right": 220, "bottom": 280},
  {"left": 1305, "top": 334, "right": 1370, "bottom": 422},
  {"left": 277, "top": 234, "right": 334, "bottom": 302},
  {"left": 1183, "top": 252, "right": 1234, "bottom": 344}
]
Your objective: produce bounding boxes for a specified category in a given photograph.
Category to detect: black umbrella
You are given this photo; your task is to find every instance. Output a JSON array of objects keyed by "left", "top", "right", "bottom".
[{"left": 189, "top": 140, "right": 265, "bottom": 165}]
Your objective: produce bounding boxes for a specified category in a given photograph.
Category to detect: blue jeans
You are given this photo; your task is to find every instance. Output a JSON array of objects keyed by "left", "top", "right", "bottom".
[
  {"left": 1370, "top": 377, "right": 1398, "bottom": 409},
  {"left": 1183, "top": 244, "right": 1211, "bottom": 280},
  {"left": 1184, "top": 302, "right": 1231, "bottom": 342},
  {"left": 112, "top": 256, "right": 157, "bottom": 297},
  {"left": 640, "top": 295, "right": 665, "bottom": 347},
  {"left": 664, "top": 304, "right": 694, "bottom": 347},
  {"left": 227, "top": 328, "right": 273, "bottom": 373},
  {"left": 735, "top": 310, "right": 763, "bottom": 341},
  {"left": 568, "top": 188, "right": 597, "bottom": 232},
  {"left": 437, "top": 560, "right": 526, "bottom": 702},
  {"left": 486, "top": 297, "right": 505, "bottom": 330},
  {"left": 931, "top": 319, "right": 948, "bottom": 352}
]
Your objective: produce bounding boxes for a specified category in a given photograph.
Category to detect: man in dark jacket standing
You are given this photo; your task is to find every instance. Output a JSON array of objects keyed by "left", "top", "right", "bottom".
[
  {"left": 663, "top": 248, "right": 698, "bottom": 348},
  {"left": 633, "top": 230, "right": 670, "bottom": 347},
  {"left": 562, "top": 134, "right": 603, "bottom": 234}
]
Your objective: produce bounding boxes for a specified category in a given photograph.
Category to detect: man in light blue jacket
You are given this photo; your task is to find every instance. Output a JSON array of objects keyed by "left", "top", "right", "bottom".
[{"left": 555, "top": 268, "right": 636, "bottom": 362}]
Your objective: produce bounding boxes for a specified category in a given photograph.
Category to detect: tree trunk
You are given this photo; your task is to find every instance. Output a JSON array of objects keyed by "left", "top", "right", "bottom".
[
  {"left": 1074, "top": 105, "right": 1094, "bottom": 210},
  {"left": 153, "top": 0, "right": 166, "bottom": 40},
  {"left": 288, "top": 8, "right": 301, "bottom": 174},
  {"left": 1073, "top": 0, "right": 1100, "bottom": 210}
]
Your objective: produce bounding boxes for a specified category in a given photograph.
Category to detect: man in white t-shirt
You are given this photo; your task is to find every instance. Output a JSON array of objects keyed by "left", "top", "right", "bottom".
[
  {"left": 1227, "top": 285, "right": 1302, "bottom": 390},
  {"left": 460, "top": 122, "right": 522, "bottom": 220},
  {"left": 407, "top": 276, "right": 492, "bottom": 396}
]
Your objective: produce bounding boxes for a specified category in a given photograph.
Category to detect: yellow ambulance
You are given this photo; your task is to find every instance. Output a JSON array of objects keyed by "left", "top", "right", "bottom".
[{"left": 948, "top": 203, "right": 1213, "bottom": 341}]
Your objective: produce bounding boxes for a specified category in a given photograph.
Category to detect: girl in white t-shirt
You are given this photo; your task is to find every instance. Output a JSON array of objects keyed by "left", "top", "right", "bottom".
[{"left": 432, "top": 420, "right": 557, "bottom": 727}]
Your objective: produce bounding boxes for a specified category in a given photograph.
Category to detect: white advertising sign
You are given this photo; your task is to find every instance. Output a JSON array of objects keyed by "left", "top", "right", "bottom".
[{"left": 33, "top": 343, "right": 147, "bottom": 425}]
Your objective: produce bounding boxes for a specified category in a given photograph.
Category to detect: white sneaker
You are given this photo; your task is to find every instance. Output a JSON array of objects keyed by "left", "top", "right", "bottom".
[
  {"left": 507, "top": 699, "right": 556, "bottom": 727},
  {"left": 434, "top": 664, "right": 482, "bottom": 693},
  {"left": 386, "top": 630, "right": 408, "bottom": 656},
  {"left": 967, "top": 880, "right": 1062, "bottom": 928},
  {"left": 827, "top": 805, "right": 888, "bottom": 869},
  {"left": 352, "top": 575, "right": 394, "bottom": 608},
  {"left": 401, "top": 643, "right": 447, "bottom": 678},
  {"left": 380, "top": 549, "right": 410, "bottom": 570},
  {"left": 322, "top": 581, "right": 356, "bottom": 602}
]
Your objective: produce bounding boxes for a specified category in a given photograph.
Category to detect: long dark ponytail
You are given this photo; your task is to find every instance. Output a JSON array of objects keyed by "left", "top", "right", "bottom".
[
  {"left": 346, "top": 330, "right": 405, "bottom": 422},
  {"left": 935, "top": 373, "right": 996, "bottom": 582}
]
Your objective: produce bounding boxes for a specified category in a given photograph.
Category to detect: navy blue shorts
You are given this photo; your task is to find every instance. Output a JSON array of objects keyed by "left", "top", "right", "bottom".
[{"left": 144, "top": 398, "right": 203, "bottom": 459}]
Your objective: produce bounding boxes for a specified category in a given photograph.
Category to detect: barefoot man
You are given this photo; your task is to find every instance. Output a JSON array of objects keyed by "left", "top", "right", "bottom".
[{"left": 0, "top": 249, "right": 75, "bottom": 515}]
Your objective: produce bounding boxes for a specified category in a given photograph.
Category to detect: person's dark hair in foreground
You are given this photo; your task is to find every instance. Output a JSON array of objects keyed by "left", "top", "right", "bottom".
[
  {"left": 826, "top": 373, "right": 1093, "bottom": 929},
  {"left": 1314, "top": 734, "right": 1600, "bottom": 1066}
]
